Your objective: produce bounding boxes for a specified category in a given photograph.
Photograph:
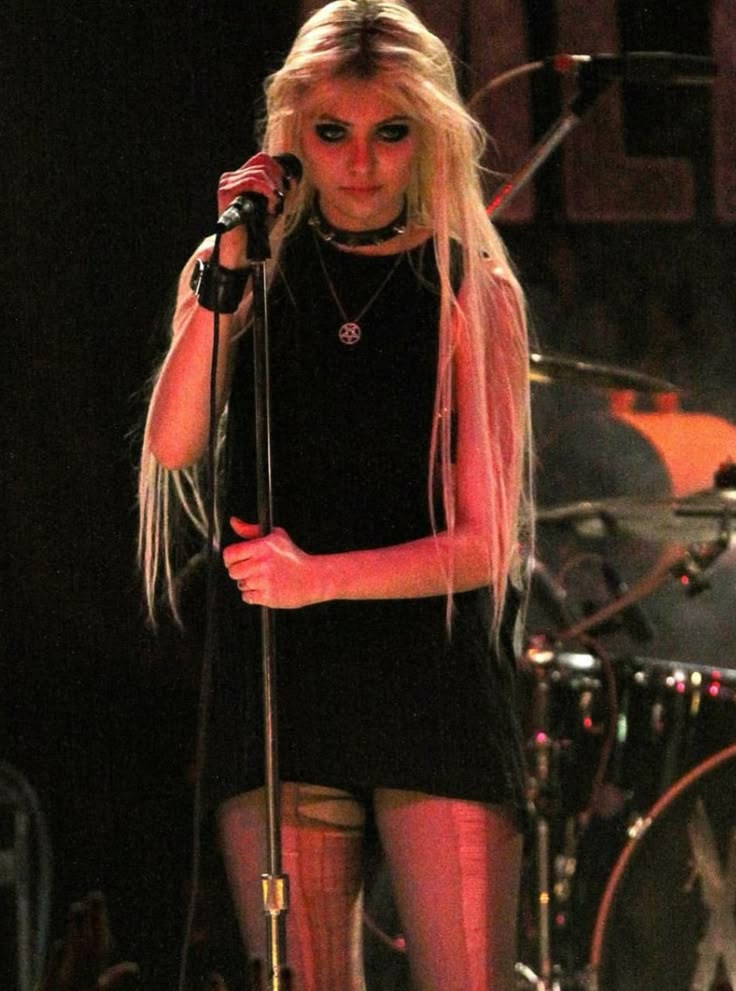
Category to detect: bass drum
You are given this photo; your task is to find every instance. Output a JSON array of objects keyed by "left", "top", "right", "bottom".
[{"left": 588, "top": 741, "right": 736, "bottom": 991}]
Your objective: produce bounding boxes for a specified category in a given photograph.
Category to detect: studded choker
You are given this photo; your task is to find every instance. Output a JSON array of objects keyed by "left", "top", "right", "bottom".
[{"left": 308, "top": 198, "right": 408, "bottom": 248}]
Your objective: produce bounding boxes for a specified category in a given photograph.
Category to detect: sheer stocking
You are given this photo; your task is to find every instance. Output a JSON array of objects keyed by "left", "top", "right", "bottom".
[{"left": 374, "top": 789, "right": 523, "bottom": 991}]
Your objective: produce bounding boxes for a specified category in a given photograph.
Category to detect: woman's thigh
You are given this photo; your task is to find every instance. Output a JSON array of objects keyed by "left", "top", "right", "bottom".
[
  {"left": 218, "top": 782, "right": 366, "bottom": 991},
  {"left": 374, "top": 788, "right": 523, "bottom": 991}
]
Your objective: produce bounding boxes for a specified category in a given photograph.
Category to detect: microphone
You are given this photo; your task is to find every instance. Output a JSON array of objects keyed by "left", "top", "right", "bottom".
[
  {"left": 216, "top": 153, "right": 303, "bottom": 233},
  {"left": 548, "top": 52, "right": 716, "bottom": 87}
]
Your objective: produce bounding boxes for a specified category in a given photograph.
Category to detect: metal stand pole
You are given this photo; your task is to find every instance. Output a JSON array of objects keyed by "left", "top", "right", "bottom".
[
  {"left": 521, "top": 642, "right": 563, "bottom": 991},
  {"left": 245, "top": 209, "right": 290, "bottom": 991},
  {"left": 487, "top": 73, "right": 614, "bottom": 220}
]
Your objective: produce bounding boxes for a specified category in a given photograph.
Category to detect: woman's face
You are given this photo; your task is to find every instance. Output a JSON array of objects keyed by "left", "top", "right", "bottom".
[{"left": 299, "top": 75, "right": 418, "bottom": 232}]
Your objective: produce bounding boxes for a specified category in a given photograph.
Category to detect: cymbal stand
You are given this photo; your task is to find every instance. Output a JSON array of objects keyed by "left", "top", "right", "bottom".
[
  {"left": 487, "top": 63, "right": 618, "bottom": 219},
  {"left": 518, "top": 636, "right": 567, "bottom": 991}
]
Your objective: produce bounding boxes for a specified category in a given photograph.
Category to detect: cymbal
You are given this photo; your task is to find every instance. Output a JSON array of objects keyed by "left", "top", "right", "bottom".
[
  {"left": 529, "top": 351, "right": 681, "bottom": 394},
  {"left": 537, "top": 486, "right": 736, "bottom": 545}
]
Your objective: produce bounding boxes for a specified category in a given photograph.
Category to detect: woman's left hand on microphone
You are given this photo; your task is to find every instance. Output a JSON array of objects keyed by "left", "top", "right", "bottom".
[{"left": 224, "top": 516, "right": 323, "bottom": 609}]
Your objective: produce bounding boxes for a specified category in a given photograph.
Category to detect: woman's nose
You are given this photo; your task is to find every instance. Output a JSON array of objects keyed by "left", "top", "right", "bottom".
[{"left": 348, "top": 138, "right": 374, "bottom": 174}]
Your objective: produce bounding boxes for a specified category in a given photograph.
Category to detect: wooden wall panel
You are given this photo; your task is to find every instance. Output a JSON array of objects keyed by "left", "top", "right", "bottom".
[{"left": 713, "top": 0, "right": 736, "bottom": 222}]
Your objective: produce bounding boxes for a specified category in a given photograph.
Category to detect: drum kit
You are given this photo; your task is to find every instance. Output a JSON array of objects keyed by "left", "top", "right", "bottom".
[
  {"left": 518, "top": 353, "right": 736, "bottom": 991},
  {"left": 361, "top": 352, "right": 736, "bottom": 991}
]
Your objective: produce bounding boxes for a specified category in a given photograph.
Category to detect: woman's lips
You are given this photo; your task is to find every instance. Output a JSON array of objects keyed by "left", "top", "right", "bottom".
[{"left": 340, "top": 186, "right": 381, "bottom": 194}]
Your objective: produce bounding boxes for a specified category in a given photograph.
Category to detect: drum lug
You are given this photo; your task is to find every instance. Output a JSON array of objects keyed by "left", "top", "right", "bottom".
[
  {"left": 575, "top": 964, "right": 599, "bottom": 991},
  {"left": 626, "top": 814, "right": 652, "bottom": 841}
]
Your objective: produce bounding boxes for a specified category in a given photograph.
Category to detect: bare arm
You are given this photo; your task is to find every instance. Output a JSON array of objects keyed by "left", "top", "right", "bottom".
[
  {"left": 146, "top": 153, "right": 289, "bottom": 470},
  {"left": 145, "top": 239, "right": 243, "bottom": 470},
  {"left": 224, "top": 521, "right": 490, "bottom": 608}
]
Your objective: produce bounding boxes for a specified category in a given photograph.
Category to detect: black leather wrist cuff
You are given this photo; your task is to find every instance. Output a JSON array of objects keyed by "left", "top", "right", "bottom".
[{"left": 190, "top": 258, "right": 251, "bottom": 313}]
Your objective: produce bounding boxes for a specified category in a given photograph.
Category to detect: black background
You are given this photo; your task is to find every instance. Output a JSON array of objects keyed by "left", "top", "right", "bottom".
[{"left": 3, "top": 3, "right": 298, "bottom": 983}]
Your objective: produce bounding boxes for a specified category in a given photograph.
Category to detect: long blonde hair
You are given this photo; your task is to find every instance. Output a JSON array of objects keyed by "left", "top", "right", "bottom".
[{"left": 139, "top": 0, "right": 532, "bottom": 628}]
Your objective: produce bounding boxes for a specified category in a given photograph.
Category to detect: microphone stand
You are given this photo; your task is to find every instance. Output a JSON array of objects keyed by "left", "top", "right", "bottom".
[
  {"left": 243, "top": 201, "right": 291, "bottom": 991},
  {"left": 486, "top": 65, "right": 615, "bottom": 220}
]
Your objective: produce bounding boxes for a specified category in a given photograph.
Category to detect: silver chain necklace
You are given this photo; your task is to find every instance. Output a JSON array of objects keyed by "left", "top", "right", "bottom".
[{"left": 314, "top": 237, "right": 404, "bottom": 346}]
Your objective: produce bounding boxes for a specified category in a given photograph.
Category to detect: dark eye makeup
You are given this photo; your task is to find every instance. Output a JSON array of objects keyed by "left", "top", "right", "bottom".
[
  {"left": 314, "top": 122, "right": 347, "bottom": 143},
  {"left": 376, "top": 121, "right": 411, "bottom": 142},
  {"left": 313, "top": 119, "right": 412, "bottom": 144}
]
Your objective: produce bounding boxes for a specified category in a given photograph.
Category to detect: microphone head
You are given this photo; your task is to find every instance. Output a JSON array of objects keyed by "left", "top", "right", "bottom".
[{"left": 274, "top": 153, "right": 303, "bottom": 182}]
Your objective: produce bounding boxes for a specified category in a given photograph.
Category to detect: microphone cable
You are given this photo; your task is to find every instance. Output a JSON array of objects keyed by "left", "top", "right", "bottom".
[{"left": 176, "top": 230, "right": 228, "bottom": 991}]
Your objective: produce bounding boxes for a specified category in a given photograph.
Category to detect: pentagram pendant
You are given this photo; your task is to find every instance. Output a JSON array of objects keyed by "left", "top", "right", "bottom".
[{"left": 338, "top": 322, "right": 362, "bottom": 346}]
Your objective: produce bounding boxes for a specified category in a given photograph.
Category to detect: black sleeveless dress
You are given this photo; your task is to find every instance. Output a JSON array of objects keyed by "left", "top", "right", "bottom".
[{"left": 206, "top": 221, "right": 527, "bottom": 824}]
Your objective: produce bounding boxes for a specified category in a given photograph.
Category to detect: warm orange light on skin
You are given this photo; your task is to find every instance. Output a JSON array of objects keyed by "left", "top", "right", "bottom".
[{"left": 299, "top": 76, "right": 418, "bottom": 232}]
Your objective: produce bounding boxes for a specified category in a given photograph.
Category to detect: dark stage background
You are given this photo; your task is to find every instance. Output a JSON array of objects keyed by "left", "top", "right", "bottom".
[
  {"left": 3, "top": 3, "right": 300, "bottom": 985},
  {"left": 3, "top": 1, "right": 735, "bottom": 988}
]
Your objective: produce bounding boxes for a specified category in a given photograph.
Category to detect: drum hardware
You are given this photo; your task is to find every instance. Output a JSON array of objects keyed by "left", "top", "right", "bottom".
[
  {"left": 627, "top": 657, "right": 736, "bottom": 704},
  {"left": 537, "top": 460, "right": 736, "bottom": 551},
  {"left": 522, "top": 641, "right": 606, "bottom": 807},
  {"left": 529, "top": 351, "right": 681, "bottom": 394},
  {"left": 586, "top": 742, "right": 736, "bottom": 990},
  {"left": 519, "top": 536, "right": 727, "bottom": 989},
  {"left": 537, "top": 493, "right": 733, "bottom": 547},
  {"left": 521, "top": 655, "right": 736, "bottom": 990},
  {"left": 522, "top": 478, "right": 736, "bottom": 989},
  {"left": 545, "top": 555, "right": 656, "bottom": 644},
  {"left": 515, "top": 959, "right": 557, "bottom": 990},
  {"left": 524, "top": 644, "right": 736, "bottom": 989},
  {"left": 518, "top": 637, "right": 734, "bottom": 989},
  {"left": 616, "top": 657, "right": 736, "bottom": 805},
  {"left": 599, "top": 560, "right": 654, "bottom": 643},
  {"left": 623, "top": 659, "right": 695, "bottom": 800},
  {"left": 670, "top": 539, "right": 730, "bottom": 597},
  {"left": 518, "top": 639, "right": 608, "bottom": 990},
  {"left": 551, "top": 544, "right": 687, "bottom": 644},
  {"left": 518, "top": 639, "right": 565, "bottom": 990},
  {"left": 529, "top": 556, "right": 573, "bottom": 634},
  {"left": 520, "top": 548, "right": 623, "bottom": 990},
  {"left": 624, "top": 813, "right": 652, "bottom": 843}
]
